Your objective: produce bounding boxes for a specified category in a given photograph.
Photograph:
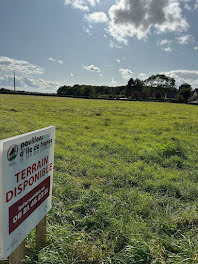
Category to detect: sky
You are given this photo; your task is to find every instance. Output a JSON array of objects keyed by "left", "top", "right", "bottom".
[{"left": 0, "top": 0, "right": 198, "bottom": 92}]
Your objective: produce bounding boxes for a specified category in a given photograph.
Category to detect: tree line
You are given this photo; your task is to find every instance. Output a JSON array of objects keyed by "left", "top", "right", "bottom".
[{"left": 57, "top": 74, "right": 194, "bottom": 102}]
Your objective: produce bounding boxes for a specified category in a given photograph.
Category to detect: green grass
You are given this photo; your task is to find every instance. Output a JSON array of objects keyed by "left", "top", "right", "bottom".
[{"left": 1, "top": 94, "right": 198, "bottom": 263}]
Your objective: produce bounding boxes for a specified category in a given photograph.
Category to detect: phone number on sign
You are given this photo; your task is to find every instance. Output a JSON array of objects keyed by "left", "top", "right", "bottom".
[
  {"left": 9, "top": 176, "right": 50, "bottom": 234},
  {"left": 13, "top": 187, "right": 49, "bottom": 224}
]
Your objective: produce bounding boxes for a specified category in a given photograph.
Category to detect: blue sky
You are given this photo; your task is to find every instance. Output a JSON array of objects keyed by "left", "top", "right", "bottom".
[{"left": 0, "top": 0, "right": 198, "bottom": 92}]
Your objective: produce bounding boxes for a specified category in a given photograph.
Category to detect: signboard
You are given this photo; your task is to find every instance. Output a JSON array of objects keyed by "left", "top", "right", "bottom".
[{"left": 0, "top": 126, "right": 55, "bottom": 259}]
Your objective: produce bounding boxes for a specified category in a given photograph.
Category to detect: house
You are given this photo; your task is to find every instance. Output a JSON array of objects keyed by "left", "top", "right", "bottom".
[
  {"left": 165, "top": 91, "right": 178, "bottom": 100},
  {"left": 193, "top": 88, "right": 198, "bottom": 97}
]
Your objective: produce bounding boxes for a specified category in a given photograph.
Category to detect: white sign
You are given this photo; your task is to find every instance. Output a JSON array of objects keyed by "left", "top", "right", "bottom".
[{"left": 0, "top": 126, "right": 55, "bottom": 259}]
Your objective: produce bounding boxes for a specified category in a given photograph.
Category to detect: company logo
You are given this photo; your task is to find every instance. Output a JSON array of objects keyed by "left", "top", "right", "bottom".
[{"left": 7, "top": 145, "right": 18, "bottom": 161}]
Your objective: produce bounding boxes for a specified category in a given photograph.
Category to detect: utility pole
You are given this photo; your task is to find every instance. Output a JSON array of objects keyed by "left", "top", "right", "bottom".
[{"left": 14, "top": 71, "right": 16, "bottom": 91}]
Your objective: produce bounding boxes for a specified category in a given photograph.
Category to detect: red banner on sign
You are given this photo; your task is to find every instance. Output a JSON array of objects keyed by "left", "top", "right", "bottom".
[{"left": 9, "top": 176, "right": 50, "bottom": 234}]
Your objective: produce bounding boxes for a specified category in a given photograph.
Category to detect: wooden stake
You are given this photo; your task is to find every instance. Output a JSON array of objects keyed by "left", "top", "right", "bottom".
[
  {"left": 9, "top": 240, "right": 25, "bottom": 264},
  {"left": 36, "top": 216, "right": 47, "bottom": 251},
  {"left": 1, "top": 216, "right": 47, "bottom": 263}
]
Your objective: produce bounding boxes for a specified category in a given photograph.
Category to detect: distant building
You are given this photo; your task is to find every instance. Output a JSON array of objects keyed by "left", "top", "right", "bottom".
[
  {"left": 165, "top": 91, "right": 178, "bottom": 100},
  {"left": 193, "top": 88, "right": 198, "bottom": 96}
]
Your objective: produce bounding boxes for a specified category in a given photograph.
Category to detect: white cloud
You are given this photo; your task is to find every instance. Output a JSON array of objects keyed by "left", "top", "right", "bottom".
[
  {"left": 157, "top": 39, "right": 172, "bottom": 52},
  {"left": 115, "top": 59, "right": 121, "bottom": 63},
  {"left": 177, "top": 34, "right": 192, "bottom": 44},
  {"left": 64, "top": 0, "right": 99, "bottom": 11},
  {"left": 85, "top": 12, "right": 108, "bottom": 23},
  {"left": 184, "top": 3, "right": 191, "bottom": 10},
  {"left": 57, "top": 59, "right": 63, "bottom": 65},
  {"left": 70, "top": 73, "right": 74, "bottom": 77},
  {"left": 111, "top": 78, "right": 117, "bottom": 85},
  {"left": 179, "top": 0, "right": 192, "bottom": 10},
  {"left": 0, "top": 57, "right": 63, "bottom": 92},
  {"left": 83, "top": 64, "right": 101, "bottom": 72},
  {"left": 119, "top": 68, "right": 134, "bottom": 80},
  {"left": 162, "top": 47, "right": 172, "bottom": 52},
  {"left": 157, "top": 39, "right": 172, "bottom": 46},
  {"left": 194, "top": 46, "right": 198, "bottom": 50},
  {"left": 162, "top": 69, "right": 198, "bottom": 88},
  {"left": 108, "top": 0, "right": 189, "bottom": 44},
  {"left": 84, "top": 27, "right": 91, "bottom": 34},
  {"left": 48, "top": 57, "right": 63, "bottom": 65},
  {"left": 0, "top": 57, "right": 44, "bottom": 75},
  {"left": 181, "top": 0, "right": 197, "bottom": 10},
  {"left": 138, "top": 73, "right": 148, "bottom": 79},
  {"left": 0, "top": 75, "right": 61, "bottom": 92},
  {"left": 0, "top": 75, "right": 23, "bottom": 88},
  {"left": 195, "top": 0, "right": 198, "bottom": 9},
  {"left": 83, "top": 23, "right": 93, "bottom": 34},
  {"left": 48, "top": 57, "right": 56, "bottom": 63},
  {"left": 109, "top": 40, "right": 122, "bottom": 48}
]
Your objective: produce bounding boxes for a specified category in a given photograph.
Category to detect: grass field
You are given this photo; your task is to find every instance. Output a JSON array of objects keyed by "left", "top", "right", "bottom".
[{"left": 1, "top": 94, "right": 198, "bottom": 264}]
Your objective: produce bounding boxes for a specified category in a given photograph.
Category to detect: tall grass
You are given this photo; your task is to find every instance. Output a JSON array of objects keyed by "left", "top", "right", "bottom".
[{"left": 0, "top": 95, "right": 198, "bottom": 263}]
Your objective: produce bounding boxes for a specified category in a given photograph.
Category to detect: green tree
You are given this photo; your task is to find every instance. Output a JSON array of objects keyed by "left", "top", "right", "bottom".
[
  {"left": 177, "top": 83, "right": 192, "bottom": 102},
  {"left": 126, "top": 78, "right": 135, "bottom": 97},
  {"left": 144, "top": 74, "right": 176, "bottom": 90},
  {"left": 179, "top": 83, "right": 192, "bottom": 91}
]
